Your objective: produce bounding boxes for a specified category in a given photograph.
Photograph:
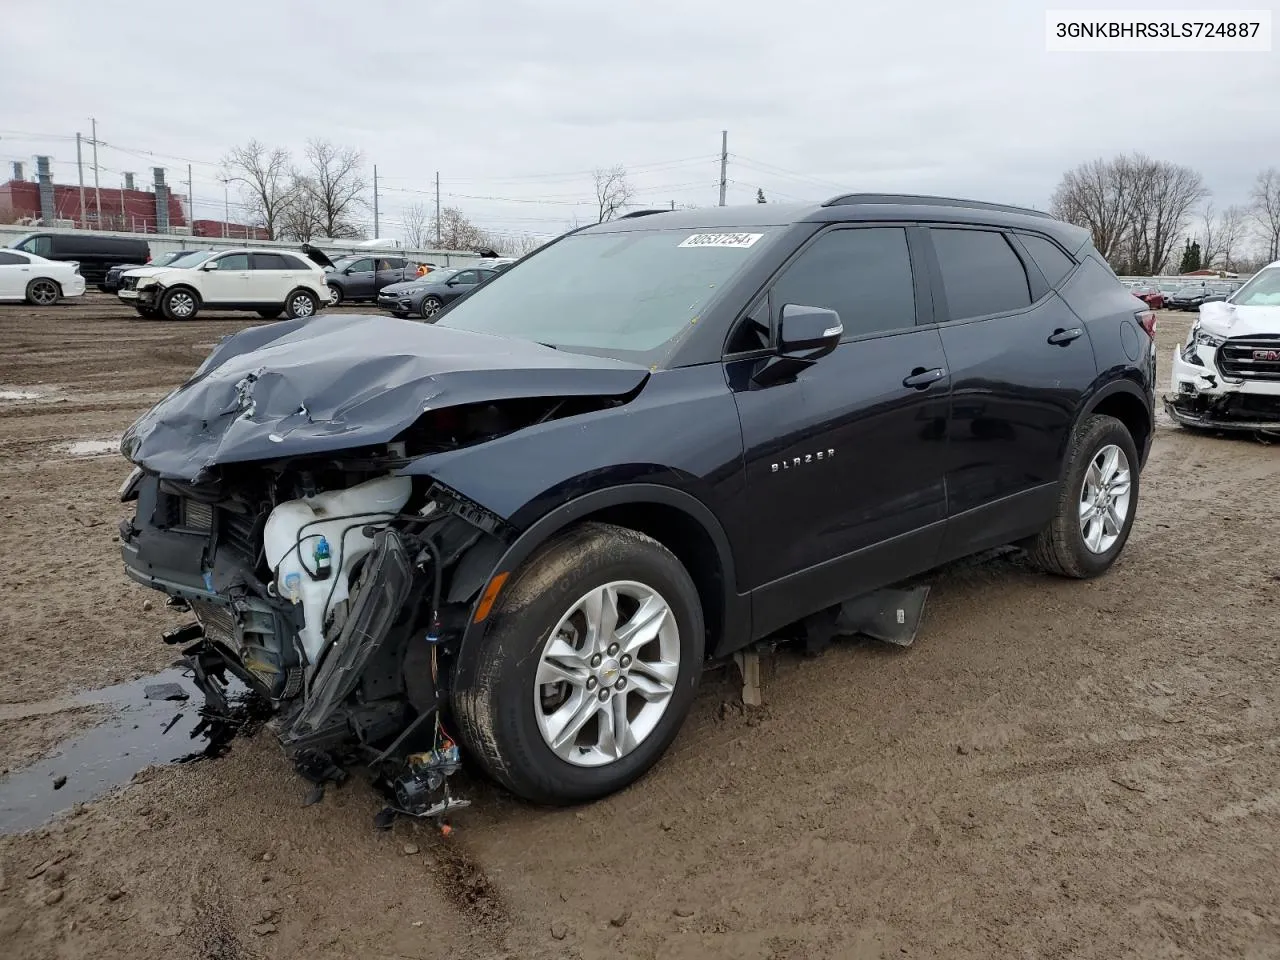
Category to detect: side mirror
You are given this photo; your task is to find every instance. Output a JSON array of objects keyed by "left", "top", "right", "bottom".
[
  {"left": 778, "top": 304, "right": 842, "bottom": 357},
  {"left": 752, "top": 304, "right": 842, "bottom": 387},
  {"left": 202, "top": 261, "right": 220, "bottom": 271}
]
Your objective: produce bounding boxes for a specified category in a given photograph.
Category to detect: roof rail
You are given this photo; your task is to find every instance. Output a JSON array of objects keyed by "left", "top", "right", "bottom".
[
  {"left": 822, "top": 193, "right": 1053, "bottom": 219},
  {"left": 616, "top": 209, "right": 669, "bottom": 220}
]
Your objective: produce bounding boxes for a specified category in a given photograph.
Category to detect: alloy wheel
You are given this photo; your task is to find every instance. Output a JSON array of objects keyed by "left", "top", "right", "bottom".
[
  {"left": 1078, "top": 443, "right": 1132, "bottom": 554},
  {"left": 168, "top": 292, "right": 195, "bottom": 319},
  {"left": 533, "top": 580, "right": 680, "bottom": 767},
  {"left": 291, "top": 293, "right": 315, "bottom": 318},
  {"left": 30, "top": 280, "right": 57, "bottom": 306}
]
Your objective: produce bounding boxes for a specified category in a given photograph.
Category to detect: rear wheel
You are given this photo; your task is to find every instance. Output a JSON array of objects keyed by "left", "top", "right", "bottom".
[
  {"left": 285, "top": 290, "right": 317, "bottom": 319},
  {"left": 452, "top": 522, "right": 704, "bottom": 805},
  {"left": 1028, "top": 414, "right": 1139, "bottom": 579},
  {"left": 26, "top": 278, "right": 60, "bottom": 306},
  {"left": 161, "top": 287, "right": 199, "bottom": 321}
]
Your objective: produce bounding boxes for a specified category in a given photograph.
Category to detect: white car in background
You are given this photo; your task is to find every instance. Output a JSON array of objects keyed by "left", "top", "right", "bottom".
[
  {"left": 1165, "top": 260, "right": 1280, "bottom": 436},
  {"left": 118, "top": 248, "right": 329, "bottom": 321},
  {"left": 0, "top": 249, "right": 87, "bottom": 305}
]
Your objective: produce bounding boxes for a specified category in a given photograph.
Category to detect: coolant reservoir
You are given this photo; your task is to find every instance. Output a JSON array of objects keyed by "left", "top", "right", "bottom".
[{"left": 263, "top": 474, "right": 413, "bottom": 663}]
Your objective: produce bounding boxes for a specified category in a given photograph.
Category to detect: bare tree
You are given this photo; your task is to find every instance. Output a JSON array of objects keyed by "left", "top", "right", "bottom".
[
  {"left": 402, "top": 201, "right": 432, "bottom": 248},
  {"left": 1251, "top": 168, "right": 1280, "bottom": 263},
  {"left": 490, "top": 233, "right": 546, "bottom": 257},
  {"left": 1198, "top": 203, "right": 1249, "bottom": 271},
  {"left": 430, "top": 206, "right": 491, "bottom": 251},
  {"left": 1052, "top": 154, "right": 1206, "bottom": 274},
  {"left": 277, "top": 183, "right": 324, "bottom": 243},
  {"left": 222, "top": 140, "right": 294, "bottom": 240},
  {"left": 593, "top": 166, "right": 633, "bottom": 222},
  {"left": 1051, "top": 157, "right": 1137, "bottom": 263},
  {"left": 301, "top": 139, "right": 367, "bottom": 239}
]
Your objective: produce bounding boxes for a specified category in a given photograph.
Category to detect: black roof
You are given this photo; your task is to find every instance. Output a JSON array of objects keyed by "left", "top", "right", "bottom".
[{"left": 581, "top": 194, "right": 1089, "bottom": 253}]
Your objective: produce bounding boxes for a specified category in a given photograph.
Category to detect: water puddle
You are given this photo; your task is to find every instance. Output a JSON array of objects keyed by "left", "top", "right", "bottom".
[
  {"left": 64, "top": 439, "right": 121, "bottom": 457},
  {"left": 0, "top": 386, "right": 64, "bottom": 403},
  {"left": 0, "top": 668, "right": 257, "bottom": 835}
]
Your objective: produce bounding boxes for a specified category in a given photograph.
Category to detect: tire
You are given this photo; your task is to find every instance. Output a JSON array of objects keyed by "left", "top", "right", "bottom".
[
  {"left": 160, "top": 287, "right": 199, "bottom": 321},
  {"left": 284, "top": 290, "right": 317, "bottom": 319},
  {"left": 420, "top": 295, "right": 442, "bottom": 320},
  {"left": 1028, "top": 414, "right": 1140, "bottom": 579},
  {"left": 452, "top": 522, "right": 705, "bottom": 806},
  {"left": 26, "top": 278, "right": 60, "bottom": 307},
  {"left": 257, "top": 309, "right": 283, "bottom": 319},
  {"left": 134, "top": 306, "right": 161, "bottom": 320},
  {"left": 326, "top": 284, "right": 343, "bottom": 307}
]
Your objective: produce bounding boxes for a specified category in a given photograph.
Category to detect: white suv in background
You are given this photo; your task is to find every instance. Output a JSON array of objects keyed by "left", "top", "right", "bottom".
[{"left": 119, "top": 248, "right": 329, "bottom": 321}]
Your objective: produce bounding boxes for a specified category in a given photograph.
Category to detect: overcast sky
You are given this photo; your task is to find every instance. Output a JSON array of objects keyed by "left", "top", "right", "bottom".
[{"left": 2, "top": 0, "right": 1276, "bottom": 245}]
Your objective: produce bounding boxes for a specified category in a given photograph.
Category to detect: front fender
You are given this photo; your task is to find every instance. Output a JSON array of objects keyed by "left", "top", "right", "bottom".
[{"left": 447, "top": 482, "right": 750, "bottom": 678}]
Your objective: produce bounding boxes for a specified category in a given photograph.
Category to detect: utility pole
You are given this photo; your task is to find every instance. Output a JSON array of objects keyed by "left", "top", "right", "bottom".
[
  {"left": 90, "top": 117, "right": 102, "bottom": 228},
  {"left": 670, "top": 200, "right": 675, "bottom": 211},
  {"left": 75, "top": 132, "right": 87, "bottom": 228},
  {"left": 435, "top": 171, "right": 441, "bottom": 246},
  {"left": 372, "top": 164, "right": 379, "bottom": 238},
  {"left": 185, "top": 164, "right": 194, "bottom": 234},
  {"left": 718, "top": 130, "right": 728, "bottom": 207},
  {"left": 220, "top": 178, "right": 229, "bottom": 238}
]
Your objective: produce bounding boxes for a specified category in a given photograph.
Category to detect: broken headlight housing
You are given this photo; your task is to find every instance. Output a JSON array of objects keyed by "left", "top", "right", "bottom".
[{"left": 1181, "top": 321, "right": 1225, "bottom": 363}]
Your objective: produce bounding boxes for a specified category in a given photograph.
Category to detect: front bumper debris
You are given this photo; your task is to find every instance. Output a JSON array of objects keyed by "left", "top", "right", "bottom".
[{"left": 1166, "top": 342, "right": 1280, "bottom": 432}]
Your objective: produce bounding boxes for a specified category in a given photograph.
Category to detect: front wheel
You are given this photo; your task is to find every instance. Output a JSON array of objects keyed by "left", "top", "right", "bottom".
[
  {"left": 161, "top": 287, "right": 199, "bottom": 321},
  {"left": 26, "top": 278, "right": 60, "bottom": 306},
  {"left": 1028, "top": 414, "right": 1140, "bottom": 579},
  {"left": 452, "top": 522, "right": 705, "bottom": 805},
  {"left": 285, "top": 290, "right": 317, "bottom": 319},
  {"left": 419, "top": 295, "right": 442, "bottom": 320},
  {"left": 326, "top": 284, "right": 343, "bottom": 307}
]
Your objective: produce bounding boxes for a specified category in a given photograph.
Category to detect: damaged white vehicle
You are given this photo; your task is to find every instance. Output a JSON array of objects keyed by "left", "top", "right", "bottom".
[{"left": 1166, "top": 260, "right": 1280, "bottom": 435}]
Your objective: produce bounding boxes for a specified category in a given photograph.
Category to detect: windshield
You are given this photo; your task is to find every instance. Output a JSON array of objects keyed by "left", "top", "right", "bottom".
[
  {"left": 1230, "top": 267, "right": 1280, "bottom": 306},
  {"left": 435, "top": 227, "right": 778, "bottom": 355},
  {"left": 166, "top": 251, "right": 214, "bottom": 269}
]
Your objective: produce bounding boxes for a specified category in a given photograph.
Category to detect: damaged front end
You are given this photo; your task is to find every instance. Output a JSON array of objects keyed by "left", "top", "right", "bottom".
[
  {"left": 1164, "top": 302, "right": 1280, "bottom": 436},
  {"left": 117, "top": 314, "right": 648, "bottom": 820}
]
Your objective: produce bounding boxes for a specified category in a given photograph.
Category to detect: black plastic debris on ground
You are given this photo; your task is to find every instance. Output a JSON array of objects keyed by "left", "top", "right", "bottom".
[{"left": 144, "top": 682, "right": 189, "bottom": 702}]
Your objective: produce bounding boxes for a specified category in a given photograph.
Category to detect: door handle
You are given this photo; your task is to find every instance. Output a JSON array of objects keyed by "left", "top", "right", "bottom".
[
  {"left": 903, "top": 367, "right": 946, "bottom": 389},
  {"left": 1048, "top": 327, "right": 1083, "bottom": 346}
]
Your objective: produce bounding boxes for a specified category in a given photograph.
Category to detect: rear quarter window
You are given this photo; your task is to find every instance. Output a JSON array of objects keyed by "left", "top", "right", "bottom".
[{"left": 1017, "top": 234, "right": 1077, "bottom": 288}]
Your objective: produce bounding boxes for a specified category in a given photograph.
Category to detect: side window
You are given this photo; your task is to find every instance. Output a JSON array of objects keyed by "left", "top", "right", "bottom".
[
  {"left": 1018, "top": 233, "right": 1077, "bottom": 287},
  {"left": 281, "top": 254, "right": 311, "bottom": 270},
  {"left": 453, "top": 270, "right": 478, "bottom": 284},
  {"left": 769, "top": 227, "right": 916, "bottom": 339},
  {"left": 251, "top": 253, "right": 290, "bottom": 270},
  {"left": 0, "top": 252, "right": 26, "bottom": 265},
  {"left": 930, "top": 228, "right": 1030, "bottom": 321},
  {"left": 215, "top": 253, "right": 250, "bottom": 271},
  {"left": 349, "top": 258, "right": 375, "bottom": 272},
  {"left": 479, "top": 269, "right": 497, "bottom": 281},
  {"left": 22, "top": 236, "right": 52, "bottom": 256}
]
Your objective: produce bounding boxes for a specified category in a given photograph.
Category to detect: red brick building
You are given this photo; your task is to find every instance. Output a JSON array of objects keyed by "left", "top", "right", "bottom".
[{"left": 0, "top": 178, "right": 267, "bottom": 240}]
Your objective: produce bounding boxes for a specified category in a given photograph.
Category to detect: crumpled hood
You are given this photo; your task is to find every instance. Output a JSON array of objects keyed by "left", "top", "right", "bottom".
[
  {"left": 121, "top": 266, "right": 172, "bottom": 281},
  {"left": 1198, "top": 301, "right": 1280, "bottom": 338},
  {"left": 121, "top": 313, "right": 649, "bottom": 482}
]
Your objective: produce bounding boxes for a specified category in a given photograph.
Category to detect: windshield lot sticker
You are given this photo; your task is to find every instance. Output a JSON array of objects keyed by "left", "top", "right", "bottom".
[{"left": 678, "top": 233, "right": 763, "bottom": 248}]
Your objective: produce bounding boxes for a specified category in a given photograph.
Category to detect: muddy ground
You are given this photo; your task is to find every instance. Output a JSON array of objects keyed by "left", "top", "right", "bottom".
[{"left": 1, "top": 295, "right": 1278, "bottom": 960}]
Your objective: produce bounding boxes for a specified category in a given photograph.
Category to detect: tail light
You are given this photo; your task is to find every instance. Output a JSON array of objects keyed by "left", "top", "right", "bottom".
[{"left": 1136, "top": 310, "right": 1157, "bottom": 338}]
